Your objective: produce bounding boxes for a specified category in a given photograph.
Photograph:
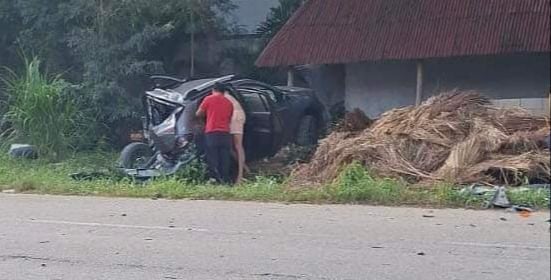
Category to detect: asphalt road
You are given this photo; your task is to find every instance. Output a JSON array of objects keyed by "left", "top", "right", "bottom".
[{"left": 0, "top": 194, "right": 549, "bottom": 280}]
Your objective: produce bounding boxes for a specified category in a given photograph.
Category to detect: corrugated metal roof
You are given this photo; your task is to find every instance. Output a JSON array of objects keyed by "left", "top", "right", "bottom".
[{"left": 256, "top": 0, "right": 551, "bottom": 67}]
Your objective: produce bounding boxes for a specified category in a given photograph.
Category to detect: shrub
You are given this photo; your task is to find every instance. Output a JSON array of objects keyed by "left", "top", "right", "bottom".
[
  {"left": 332, "top": 163, "right": 404, "bottom": 203},
  {"left": 1, "top": 57, "right": 94, "bottom": 160},
  {"left": 174, "top": 158, "right": 209, "bottom": 184}
]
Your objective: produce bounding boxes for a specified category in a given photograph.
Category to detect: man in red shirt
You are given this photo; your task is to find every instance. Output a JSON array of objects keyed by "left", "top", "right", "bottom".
[{"left": 196, "top": 83, "right": 234, "bottom": 184}]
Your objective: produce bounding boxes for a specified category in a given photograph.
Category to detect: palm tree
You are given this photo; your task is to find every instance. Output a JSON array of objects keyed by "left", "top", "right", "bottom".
[{"left": 256, "top": 0, "right": 303, "bottom": 40}]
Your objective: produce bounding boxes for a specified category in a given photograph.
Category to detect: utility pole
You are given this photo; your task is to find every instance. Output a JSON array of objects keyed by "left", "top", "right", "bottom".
[
  {"left": 416, "top": 61, "right": 424, "bottom": 106},
  {"left": 98, "top": 0, "right": 104, "bottom": 39},
  {"left": 287, "top": 68, "right": 295, "bottom": 86},
  {"left": 189, "top": 0, "right": 195, "bottom": 78}
]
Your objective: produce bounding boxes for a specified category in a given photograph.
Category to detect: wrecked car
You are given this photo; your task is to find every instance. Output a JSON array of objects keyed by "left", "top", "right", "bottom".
[{"left": 118, "top": 75, "right": 325, "bottom": 180}]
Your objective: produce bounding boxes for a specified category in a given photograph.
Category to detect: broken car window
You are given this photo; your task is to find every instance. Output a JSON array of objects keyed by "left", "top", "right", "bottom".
[
  {"left": 240, "top": 90, "right": 269, "bottom": 113},
  {"left": 239, "top": 84, "right": 280, "bottom": 103}
]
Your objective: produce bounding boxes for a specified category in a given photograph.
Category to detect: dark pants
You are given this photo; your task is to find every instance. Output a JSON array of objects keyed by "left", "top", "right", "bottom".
[{"left": 205, "top": 132, "right": 232, "bottom": 184}]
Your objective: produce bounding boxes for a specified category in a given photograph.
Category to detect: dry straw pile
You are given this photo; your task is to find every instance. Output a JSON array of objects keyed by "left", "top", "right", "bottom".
[{"left": 291, "top": 91, "right": 550, "bottom": 187}]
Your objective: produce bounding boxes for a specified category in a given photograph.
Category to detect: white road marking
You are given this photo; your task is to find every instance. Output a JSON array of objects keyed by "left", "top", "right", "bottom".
[
  {"left": 444, "top": 241, "right": 550, "bottom": 250},
  {"left": 11, "top": 219, "right": 551, "bottom": 251},
  {"left": 21, "top": 219, "right": 210, "bottom": 232}
]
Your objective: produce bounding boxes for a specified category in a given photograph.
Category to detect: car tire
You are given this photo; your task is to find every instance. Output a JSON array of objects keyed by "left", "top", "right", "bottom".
[
  {"left": 119, "top": 142, "right": 154, "bottom": 169},
  {"left": 296, "top": 115, "right": 318, "bottom": 146}
]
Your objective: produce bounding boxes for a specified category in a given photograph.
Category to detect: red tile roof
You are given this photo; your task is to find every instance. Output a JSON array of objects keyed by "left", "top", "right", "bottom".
[{"left": 256, "top": 0, "right": 551, "bottom": 67}]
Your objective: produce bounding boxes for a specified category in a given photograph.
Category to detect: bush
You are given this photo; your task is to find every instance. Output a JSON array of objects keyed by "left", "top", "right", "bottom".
[
  {"left": 332, "top": 163, "right": 404, "bottom": 203},
  {"left": 1, "top": 57, "right": 95, "bottom": 160},
  {"left": 174, "top": 158, "right": 209, "bottom": 184}
]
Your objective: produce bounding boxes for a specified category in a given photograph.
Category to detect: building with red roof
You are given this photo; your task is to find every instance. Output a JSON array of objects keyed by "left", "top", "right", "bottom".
[{"left": 257, "top": 0, "right": 550, "bottom": 117}]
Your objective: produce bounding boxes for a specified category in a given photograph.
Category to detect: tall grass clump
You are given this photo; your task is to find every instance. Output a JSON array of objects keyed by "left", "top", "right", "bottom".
[{"left": 1, "top": 57, "right": 93, "bottom": 160}]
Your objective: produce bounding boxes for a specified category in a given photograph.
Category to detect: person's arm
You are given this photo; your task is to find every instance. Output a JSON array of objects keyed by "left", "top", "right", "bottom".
[
  {"left": 196, "top": 99, "right": 207, "bottom": 118},
  {"left": 196, "top": 107, "right": 205, "bottom": 118}
]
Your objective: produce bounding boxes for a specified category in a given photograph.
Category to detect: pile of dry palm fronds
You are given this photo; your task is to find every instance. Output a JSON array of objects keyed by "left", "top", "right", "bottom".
[
  {"left": 333, "top": 108, "right": 373, "bottom": 132},
  {"left": 291, "top": 90, "right": 550, "bottom": 187}
]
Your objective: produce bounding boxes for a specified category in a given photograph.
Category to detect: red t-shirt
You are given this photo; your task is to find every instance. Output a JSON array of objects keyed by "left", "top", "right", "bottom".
[{"left": 199, "top": 94, "right": 233, "bottom": 133}]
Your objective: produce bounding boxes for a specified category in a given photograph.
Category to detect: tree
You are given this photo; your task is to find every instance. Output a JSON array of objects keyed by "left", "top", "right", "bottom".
[
  {"left": 64, "top": 0, "right": 236, "bottom": 121},
  {"left": 226, "top": 0, "right": 304, "bottom": 84},
  {"left": 0, "top": 0, "right": 20, "bottom": 68},
  {"left": 1, "top": 0, "right": 236, "bottom": 145},
  {"left": 256, "top": 0, "right": 303, "bottom": 40}
]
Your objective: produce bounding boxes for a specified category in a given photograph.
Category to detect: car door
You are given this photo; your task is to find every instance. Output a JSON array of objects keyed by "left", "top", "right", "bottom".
[
  {"left": 238, "top": 89, "right": 280, "bottom": 160},
  {"left": 235, "top": 82, "right": 287, "bottom": 148}
]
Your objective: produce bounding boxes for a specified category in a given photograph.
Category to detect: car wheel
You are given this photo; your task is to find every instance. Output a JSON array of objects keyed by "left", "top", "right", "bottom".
[
  {"left": 296, "top": 115, "right": 318, "bottom": 146},
  {"left": 119, "top": 142, "right": 154, "bottom": 169}
]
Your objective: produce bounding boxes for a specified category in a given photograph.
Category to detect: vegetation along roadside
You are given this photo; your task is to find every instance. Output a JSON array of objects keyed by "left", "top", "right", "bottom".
[{"left": 0, "top": 154, "right": 548, "bottom": 210}]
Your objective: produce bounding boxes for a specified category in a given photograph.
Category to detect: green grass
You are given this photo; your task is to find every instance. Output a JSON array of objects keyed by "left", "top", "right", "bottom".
[
  {"left": 0, "top": 154, "right": 548, "bottom": 209},
  {"left": 507, "top": 188, "right": 550, "bottom": 209},
  {"left": 1, "top": 57, "right": 95, "bottom": 161}
]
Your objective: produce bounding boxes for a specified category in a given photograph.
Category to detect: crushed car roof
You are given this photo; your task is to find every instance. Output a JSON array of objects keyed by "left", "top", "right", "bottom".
[{"left": 146, "top": 75, "right": 234, "bottom": 104}]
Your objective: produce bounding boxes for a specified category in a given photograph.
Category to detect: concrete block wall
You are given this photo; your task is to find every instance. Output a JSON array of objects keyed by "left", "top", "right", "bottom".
[
  {"left": 345, "top": 61, "right": 416, "bottom": 119},
  {"left": 492, "top": 97, "right": 550, "bottom": 116},
  {"left": 344, "top": 54, "right": 550, "bottom": 118}
]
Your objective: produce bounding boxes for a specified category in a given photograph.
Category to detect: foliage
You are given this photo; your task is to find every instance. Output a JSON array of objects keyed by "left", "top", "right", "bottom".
[
  {"left": 1, "top": 154, "right": 548, "bottom": 209},
  {"left": 221, "top": 46, "right": 284, "bottom": 84},
  {"left": 331, "top": 162, "right": 406, "bottom": 203},
  {"left": 216, "top": 0, "right": 303, "bottom": 85},
  {"left": 1, "top": 57, "right": 95, "bottom": 160},
  {"left": 0, "top": 0, "right": 305, "bottom": 148},
  {"left": 0, "top": 0, "right": 236, "bottom": 146},
  {"left": 0, "top": 0, "right": 21, "bottom": 69},
  {"left": 508, "top": 188, "right": 550, "bottom": 209},
  {"left": 217, "top": 0, "right": 303, "bottom": 85},
  {"left": 256, "top": 0, "right": 303, "bottom": 39},
  {"left": 174, "top": 158, "right": 209, "bottom": 184}
]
